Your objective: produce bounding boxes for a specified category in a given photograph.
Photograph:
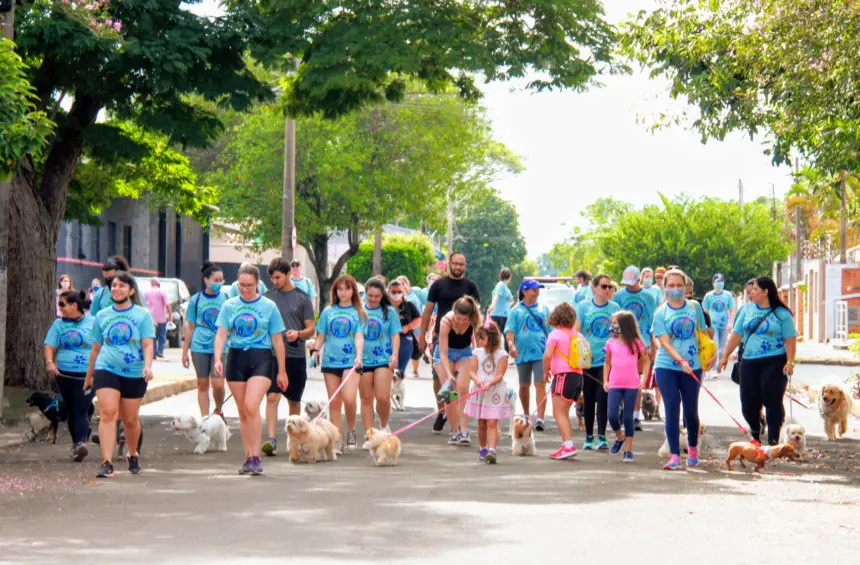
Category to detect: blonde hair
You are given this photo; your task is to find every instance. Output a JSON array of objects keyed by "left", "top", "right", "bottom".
[{"left": 452, "top": 296, "right": 481, "bottom": 329}]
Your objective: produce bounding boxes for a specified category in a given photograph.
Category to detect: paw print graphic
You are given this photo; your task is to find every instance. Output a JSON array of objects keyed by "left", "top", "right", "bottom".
[
  {"left": 775, "top": 338, "right": 785, "bottom": 350},
  {"left": 342, "top": 343, "right": 355, "bottom": 354},
  {"left": 138, "top": 351, "right": 145, "bottom": 361},
  {"left": 687, "top": 345, "right": 698, "bottom": 358},
  {"left": 384, "top": 344, "right": 393, "bottom": 356},
  {"left": 74, "top": 354, "right": 88, "bottom": 365},
  {"left": 341, "top": 357, "right": 351, "bottom": 365},
  {"left": 672, "top": 358, "right": 680, "bottom": 366},
  {"left": 760, "top": 340, "right": 773, "bottom": 353},
  {"left": 123, "top": 353, "right": 137, "bottom": 364},
  {"left": 372, "top": 345, "right": 384, "bottom": 357}
]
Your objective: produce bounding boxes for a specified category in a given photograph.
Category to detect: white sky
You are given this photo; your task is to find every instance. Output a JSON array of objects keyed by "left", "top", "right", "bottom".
[{"left": 191, "top": 0, "right": 792, "bottom": 257}]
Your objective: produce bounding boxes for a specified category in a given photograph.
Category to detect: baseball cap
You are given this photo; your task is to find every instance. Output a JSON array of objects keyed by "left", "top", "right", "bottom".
[
  {"left": 520, "top": 279, "right": 545, "bottom": 291},
  {"left": 621, "top": 266, "right": 641, "bottom": 286},
  {"left": 713, "top": 273, "right": 725, "bottom": 282},
  {"left": 290, "top": 260, "right": 301, "bottom": 267}
]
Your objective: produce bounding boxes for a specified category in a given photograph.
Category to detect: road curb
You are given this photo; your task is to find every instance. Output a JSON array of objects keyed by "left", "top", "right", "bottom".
[{"left": 795, "top": 357, "right": 860, "bottom": 367}]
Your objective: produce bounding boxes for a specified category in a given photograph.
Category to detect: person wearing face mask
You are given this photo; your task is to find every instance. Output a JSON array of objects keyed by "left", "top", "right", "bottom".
[
  {"left": 56, "top": 274, "right": 74, "bottom": 317},
  {"left": 651, "top": 269, "right": 712, "bottom": 470},
  {"left": 182, "top": 261, "right": 230, "bottom": 419},
  {"left": 90, "top": 256, "right": 145, "bottom": 314},
  {"left": 389, "top": 280, "right": 421, "bottom": 375},
  {"left": 641, "top": 267, "right": 663, "bottom": 306},
  {"left": 88, "top": 279, "right": 101, "bottom": 302},
  {"left": 574, "top": 274, "right": 621, "bottom": 451},
  {"left": 703, "top": 274, "right": 736, "bottom": 377}
]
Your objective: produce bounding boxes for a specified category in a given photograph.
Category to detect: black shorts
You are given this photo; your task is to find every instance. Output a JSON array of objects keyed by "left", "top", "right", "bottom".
[
  {"left": 362, "top": 364, "right": 389, "bottom": 373},
  {"left": 551, "top": 372, "right": 583, "bottom": 403},
  {"left": 321, "top": 367, "right": 354, "bottom": 379},
  {"left": 93, "top": 370, "right": 148, "bottom": 399},
  {"left": 226, "top": 348, "right": 274, "bottom": 384},
  {"left": 268, "top": 357, "right": 308, "bottom": 402}
]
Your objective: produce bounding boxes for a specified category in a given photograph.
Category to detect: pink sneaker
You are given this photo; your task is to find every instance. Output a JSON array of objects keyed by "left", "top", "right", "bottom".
[{"left": 550, "top": 444, "right": 577, "bottom": 460}]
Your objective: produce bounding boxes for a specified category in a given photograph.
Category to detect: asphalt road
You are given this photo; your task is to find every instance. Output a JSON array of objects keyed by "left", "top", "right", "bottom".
[{"left": 1, "top": 362, "right": 858, "bottom": 565}]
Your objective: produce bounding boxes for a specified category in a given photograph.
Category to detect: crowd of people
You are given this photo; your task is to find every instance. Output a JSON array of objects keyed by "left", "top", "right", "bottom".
[{"left": 42, "top": 250, "right": 798, "bottom": 477}]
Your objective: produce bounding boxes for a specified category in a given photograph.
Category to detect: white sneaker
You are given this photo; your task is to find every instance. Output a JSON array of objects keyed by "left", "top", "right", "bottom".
[
  {"left": 382, "top": 425, "right": 391, "bottom": 435},
  {"left": 458, "top": 431, "right": 472, "bottom": 445}
]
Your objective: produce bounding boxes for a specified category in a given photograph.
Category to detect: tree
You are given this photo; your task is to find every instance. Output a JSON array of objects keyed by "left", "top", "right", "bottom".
[
  {"left": 548, "top": 198, "right": 632, "bottom": 276},
  {"left": 347, "top": 234, "right": 436, "bottom": 287}
]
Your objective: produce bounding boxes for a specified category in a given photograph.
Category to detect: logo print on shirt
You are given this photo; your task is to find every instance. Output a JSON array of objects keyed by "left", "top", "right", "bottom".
[
  {"left": 106, "top": 322, "right": 133, "bottom": 346},
  {"left": 589, "top": 315, "right": 611, "bottom": 339},
  {"left": 201, "top": 306, "right": 220, "bottom": 329},
  {"left": 365, "top": 319, "right": 383, "bottom": 341},
  {"left": 329, "top": 316, "right": 353, "bottom": 339},
  {"left": 524, "top": 313, "right": 544, "bottom": 333},
  {"left": 232, "top": 313, "right": 258, "bottom": 338},
  {"left": 59, "top": 329, "right": 84, "bottom": 350},
  {"left": 746, "top": 316, "right": 770, "bottom": 335},
  {"left": 712, "top": 300, "right": 727, "bottom": 313},
  {"left": 625, "top": 300, "right": 645, "bottom": 322},
  {"left": 669, "top": 316, "right": 695, "bottom": 340}
]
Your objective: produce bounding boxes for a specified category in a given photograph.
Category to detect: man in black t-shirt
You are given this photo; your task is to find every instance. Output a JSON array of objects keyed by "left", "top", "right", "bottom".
[{"left": 417, "top": 252, "right": 480, "bottom": 432}]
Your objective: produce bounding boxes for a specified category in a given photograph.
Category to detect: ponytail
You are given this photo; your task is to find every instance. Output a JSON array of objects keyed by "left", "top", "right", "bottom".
[{"left": 453, "top": 296, "right": 482, "bottom": 329}]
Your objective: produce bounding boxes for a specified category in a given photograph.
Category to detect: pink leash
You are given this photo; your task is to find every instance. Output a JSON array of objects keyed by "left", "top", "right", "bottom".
[
  {"left": 312, "top": 367, "right": 357, "bottom": 425},
  {"left": 390, "top": 386, "right": 486, "bottom": 436}
]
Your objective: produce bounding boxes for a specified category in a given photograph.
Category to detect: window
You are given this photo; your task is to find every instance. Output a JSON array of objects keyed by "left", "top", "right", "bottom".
[
  {"left": 107, "top": 221, "right": 117, "bottom": 256},
  {"left": 123, "top": 225, "right": 132, "bottom": 265}
]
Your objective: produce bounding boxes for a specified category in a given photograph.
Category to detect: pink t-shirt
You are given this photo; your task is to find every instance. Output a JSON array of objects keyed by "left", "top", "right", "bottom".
[
  {"left": 144, "top": 287, "right": 169, "bottom": 324},
  {"left": 546, "top": 328, "right": 585, "bottom": 376},
  {"left": 604, "top": 337, "right": 644, "bottom": 389}
]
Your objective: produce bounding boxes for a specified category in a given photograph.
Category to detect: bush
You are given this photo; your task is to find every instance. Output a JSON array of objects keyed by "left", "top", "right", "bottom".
[{"left": 348, "top": 233, "right": 436, "bottom": 286}]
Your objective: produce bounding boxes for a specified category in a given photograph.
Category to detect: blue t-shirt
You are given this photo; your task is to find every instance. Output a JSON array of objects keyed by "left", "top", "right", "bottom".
[
  {"left": 215, "top": 296, "right": 285, "bottom": 351},
  {"left": 44, "top": 315, "right": 96, "bottom": 374},
  {"left": 644, "top": 285, "right": 664, "bottom": 306},
  {"left": 316, "top": 304, "right": 366, "bottom": 368},
  {"left": 405, "top": 291, "right": 424, "bottom": 336},
  {"left": 411, "top": 288, "right": 429, "bottom": 306},
  {"left": 92, "top": 305, "right": 156, "bottom": 378},
  {"left": 575, "top": 299, "right": 621, "bottom": 366},
  {"left": 187, "top": 290, "right": 229, "bottom": 354},
  {"left": 490, "top": 282, "right": 514, "bottom": 317},
  {"left": 732, "top": 304, "right": 797, "bottom": 359},
  {"left": 703, "top": 290, "right": 736, "bottom": 329},
  {"left": 574, "top": 284, "right": 594, "bottom": 305},
  {"left": 652, "top": 300, "right": 708, "bottom": 371},
  {"left": 290, "top": 277, "right": 317, "bottom": 299},
  {"left": 227, "top": 280, "right": 268, "bottom": 299},
  {"left": 361, "top": 305, "right": 402, "bottom": 366},
  {"left": 504, "top": 302, "right": 550, "bottom": 364},
  {"left": 613, "top": 287, "right": 658, "bottom": 344}
]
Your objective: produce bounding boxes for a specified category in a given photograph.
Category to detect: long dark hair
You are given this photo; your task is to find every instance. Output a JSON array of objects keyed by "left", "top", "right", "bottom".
[
  {"left": 613, "top": 311, "right": 641, "bottom": 356},
  {"left": 201, "top": 260, "right": 222, "bottom": 279},
  {"left": 755, "top": 276, "right": 792, "bottom": 315},
  {"left": 112, "top": 271, "right": 144, "bottom": 306},
  {"left": 59, "top": 290, "right": 91, "bottom": 315},
  {"left": 364, "top": 277, "right": 392, "bottom": 321}
]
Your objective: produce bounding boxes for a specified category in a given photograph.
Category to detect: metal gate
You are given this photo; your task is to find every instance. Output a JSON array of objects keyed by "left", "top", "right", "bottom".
[{"left": 835, "top": 300, "right": 848, "bottom": 341}]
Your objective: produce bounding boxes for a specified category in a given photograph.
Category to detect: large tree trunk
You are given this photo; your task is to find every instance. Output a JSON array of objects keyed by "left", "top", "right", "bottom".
[{"left": 305, "top": 229, "right": 361, "bottom": 311}]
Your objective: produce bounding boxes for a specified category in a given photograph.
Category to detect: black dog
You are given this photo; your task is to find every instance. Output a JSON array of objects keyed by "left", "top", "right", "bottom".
[{"left": 26, "top": 392, "right": 67, "bottom": 443}]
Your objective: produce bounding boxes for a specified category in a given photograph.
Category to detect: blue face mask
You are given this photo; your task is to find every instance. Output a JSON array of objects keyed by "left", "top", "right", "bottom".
[
  {"left": 715, "top": 281, "right": 725, "bottom": 290},
  {"left": 209, "top": 282, "right": 223, "bottom": 294},
  {"left": 91, "top": 284, "right": 101, "bottom": 293},
  {"left": 642, "top": 278, "right": 653, "bottom": 288},
  {"left": 665, "top": 288, "right": 685, "bottom": 301}
]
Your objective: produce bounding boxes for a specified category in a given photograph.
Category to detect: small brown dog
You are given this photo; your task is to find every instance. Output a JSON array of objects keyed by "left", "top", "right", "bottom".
[
  {"left": 725, "top": 442, "right": 798, "bottom": 472},
  {"left": 362, "top": 428, "right": 401, "bottom": 466}
]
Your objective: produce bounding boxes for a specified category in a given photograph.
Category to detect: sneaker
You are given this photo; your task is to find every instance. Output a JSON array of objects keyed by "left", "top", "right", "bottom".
[
  {"left": 596, "top": 435, "right": 609, "bottom": 451},
  {"left": 432, "top": 413, "right": 447, "bottom": 433},
  {"left": 447, "top": 431, "right": 462, "bottom": 445},
  {"left": 686, "top": 447, "right": 699, "bottom": 467},
  {"left": 262, "top": 437, "right": 277, "bottom": 457},
  {"left": 622, "top": 451, "right": 635, "bottom": 463},
  {"left": 96, "top": 461, "right": 114, "bottom": 479},
  {"left": 239, "top": 457, "right": 254, "bottom": 475},
  {"left": 610, "top": 439, "right": 624, "bottom": 455},
  {"left": 535, "top": 418, "right": 545, "bottom": 432},
  {"left": 250, "top": 456, "right": 264, "bottom": 475},
  {"left": 346, "top": 429, "right": 357, "bottom": 450},
  {"left": 73, "top": 442, "right": 88, "bottom": 462},
  {"left": 126, "top": 453, "right": 141, "bottom": 474},
  {"left": 663, "top": 455, "right": 682, "bottom": 470},
  {"left": 549, "top": 444, "right": 577, "bottom": 460},
  {"left": 381, "top": 425, "right": 391, "bottom": 435},
  {"left": 458, "top": 431, "right": 472, "bottom": 445},
  {"left": 634, "top": 418, "right": 643, "bottom": 431},
  {"left": 477, "top": 447, "right": 488, "bottom": 462},
  {"left": 334, "top": 443, "right": 344, "bottom": 456},
  {"left": 485, "top": 449, "right": 497, "bottom": 464},
  {"left": 583, "top": 435, "right": 595, "bottom": 450}
]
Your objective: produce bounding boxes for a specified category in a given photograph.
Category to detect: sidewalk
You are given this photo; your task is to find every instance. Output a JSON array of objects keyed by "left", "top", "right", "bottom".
[{"left": 795, "top": 340, "right": 860, "bottom": 366}]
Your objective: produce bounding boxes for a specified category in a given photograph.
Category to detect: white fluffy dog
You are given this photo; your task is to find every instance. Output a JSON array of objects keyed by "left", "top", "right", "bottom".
[
  {"left": 658, "top": 424, "right": 707, "bottom": 457},
  {"left": 285, "top": 414, "right": 339, "bottom": 463},
  {"left": 304, "top": 400, "right": 330, "bottom": 421},
  {"left": 170, "top": 415, "right": 231, "bottom": 454},
  {"left": 391, "top": 370, "right": 406, "bottom": 411},
  {"left": 779, "top": 420, "right": 807, "bottom": 455},
  {"left": 511, "top": 415, "right": 536, "bottom": 456}
]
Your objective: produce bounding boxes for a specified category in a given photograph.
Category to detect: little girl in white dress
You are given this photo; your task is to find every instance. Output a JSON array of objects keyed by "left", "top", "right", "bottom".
[{"left": 465, "top": 322, "right": 511, "bottom": 464}]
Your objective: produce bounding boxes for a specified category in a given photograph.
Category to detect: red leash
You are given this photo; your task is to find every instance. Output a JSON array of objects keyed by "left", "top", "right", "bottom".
[{"left": 685, "top": 370, "right": 762, "bottom": 447}]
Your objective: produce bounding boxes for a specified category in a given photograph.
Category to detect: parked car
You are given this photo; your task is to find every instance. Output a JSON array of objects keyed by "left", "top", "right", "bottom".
[
  {"left": 535, "top": 280, "right": 576, "bottom": 314},
  {"left": 135, "top": 276, "right": 191, "bottom": 348}
]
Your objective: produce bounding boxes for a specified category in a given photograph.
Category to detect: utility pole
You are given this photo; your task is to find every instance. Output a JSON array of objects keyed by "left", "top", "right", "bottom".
[
  {"left": 840, "top": 170, "right": 848, "bottom": 264},
  {"left": 446, "top": 189, "right": 454, "bottom": 254},
  {"left": 0, "top": 1, "right": 16, "bottom": 418},
  {"left": 795, "top": 204, "right": 802, "bottom": 311},
  {"left": 771, "top": 183, "right": 777, "bottom": 222},
  {"left": 280, "top": 118, "right": 296, "bottom": 262},
  {"left": 738, "top": 179, "right": 744, "bottom": 211}
]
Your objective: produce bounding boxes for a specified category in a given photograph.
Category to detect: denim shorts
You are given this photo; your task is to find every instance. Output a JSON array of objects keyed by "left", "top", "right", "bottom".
[{"left": 433, "top": 344, "right": 473, "bottom": 365}]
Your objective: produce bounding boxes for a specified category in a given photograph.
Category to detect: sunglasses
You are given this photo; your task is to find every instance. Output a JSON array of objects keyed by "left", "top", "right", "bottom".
[
  {"left": 598, "top": 284, "right": 612, "bottom": 290},
  {"left": 58, "top": 301, "right": 68, "bottom": 308}
]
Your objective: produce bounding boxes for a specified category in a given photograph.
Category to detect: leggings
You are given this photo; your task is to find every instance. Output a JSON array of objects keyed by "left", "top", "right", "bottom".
[
  {"left": 608, "top": 388, "right": 638, "bottom": 437},
  {"left": 55, "top": 372, "right": 95, "bottom": 444},
  {"left": 739, "top": 353, "right": 787, "bottom": 445},
  {"left": 397, "top": 334, "right": 414, "bottom": 374},
  {"left": 655, "top": 368, "right": 702, "bottom": 456},
  {"left": 581, "top": 365, "right": 607, "bottom": 437}
]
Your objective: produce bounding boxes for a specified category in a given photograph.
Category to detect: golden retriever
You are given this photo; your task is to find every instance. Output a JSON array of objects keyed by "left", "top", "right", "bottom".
[{"left": 818, "top": 384, "right": 850, "bottom": 440}]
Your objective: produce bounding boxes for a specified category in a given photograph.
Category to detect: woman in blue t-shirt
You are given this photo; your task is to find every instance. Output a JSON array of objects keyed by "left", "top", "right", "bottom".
[
  {"left": 717, "top": 276, "right": 797, "bottom": 446},
  {"left": 312, "top": 275, "right": 366, "bottom": 452},
  {"left": 359, "top": 278, "right": 402, "bottom": 436},
  {"left": 182, "top": 261, "right": 228, "bottom": 419},
  {"left": 84, "top": 271, "right": 155, "bottom": 479},
  {"left": 652, "top": 269, "right": 712, "bottom": 471},
  {"left": 44, "top": 290, "right": 96, "bottom": 462},
  {"left": 489, "top": 268, "right": 514, "bottom": 351}
]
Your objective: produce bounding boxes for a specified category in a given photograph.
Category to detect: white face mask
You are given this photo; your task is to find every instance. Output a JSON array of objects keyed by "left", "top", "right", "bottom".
[
  {"left": 60, "top": 281, "right": 70, "bottom": 289},
  {"left": 390, "top": 292, "right": 404, "bottom": 300}
]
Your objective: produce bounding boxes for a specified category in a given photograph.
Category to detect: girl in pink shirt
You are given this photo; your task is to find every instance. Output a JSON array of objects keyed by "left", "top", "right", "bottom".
[
  {"left": 542, "top": 303, "right": 586, "bottom": 460},
  {"left": 603, "top": 311, "right": 647, "bottom": 462}
]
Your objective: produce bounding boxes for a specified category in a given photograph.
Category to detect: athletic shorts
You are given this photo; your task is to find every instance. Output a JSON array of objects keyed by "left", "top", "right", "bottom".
[
  {"left": 268, "top": 357, "right": 308, "bottom": 402},
  {"left": 321, "top": 367, "right": 355, "bottom": 379},
  {"left": 226, "top": 348, "right": 274, "bottom": 383},
  {"left": 551, "top": 372, "right": 583, "bottom": 402},
  {"left": 517, "top": 360, "right": 544, "bottom": 385},
  {"left": 362, "top": 364, "right": 390, "bottom": 373},
  {"left": 93, "top": 370, "right": 148, "bottom": 399},
  {"left": 191, "top": 351, "right": 220, "bottom": 379}
]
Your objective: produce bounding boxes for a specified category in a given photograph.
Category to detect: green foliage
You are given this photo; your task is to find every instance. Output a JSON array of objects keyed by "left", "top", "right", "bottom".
[
  {"left": 509, "top": 258, "right": 540, "bottom": 297},
  {"left": 0, "top": 39, "right": 53, "bottom": 180},
  {"left": 347, "top": 234, "right": 436, "bottom": 286},
  {"left": 548, "top": 198, "right": 632, "bottom": 276}
]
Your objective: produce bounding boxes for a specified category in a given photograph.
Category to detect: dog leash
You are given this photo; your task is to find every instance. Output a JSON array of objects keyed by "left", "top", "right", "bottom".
[
  {"left": 312, "top": 367, "right": 357, "bottom": 425},
  {"left": 390, "top": 386, "right": 485, "bottom": 437},
  {"left": 684, "top": 370, "right": 762, "bottom": 448}
]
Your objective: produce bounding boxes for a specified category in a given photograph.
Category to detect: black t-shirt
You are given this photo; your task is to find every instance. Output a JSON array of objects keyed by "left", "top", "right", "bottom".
[
  {"left": 427, "top": 276, "right": 481, "bottom": 332},
  {"left": 264, "top": 287, "right": 315, "bottom": 358},
  {"left": 396, "top": 301, "right": 421, "bottom": 336}
]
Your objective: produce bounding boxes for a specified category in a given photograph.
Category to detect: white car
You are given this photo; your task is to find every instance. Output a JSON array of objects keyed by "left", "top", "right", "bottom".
[{"left": 537, "top": 283, "right": 576, "bottom": 313}]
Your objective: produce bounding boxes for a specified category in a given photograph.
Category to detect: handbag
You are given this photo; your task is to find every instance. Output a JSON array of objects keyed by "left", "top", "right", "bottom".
[
  {"left": 730, "top": 311, "right": 770, "bottom": 384},
  {"left": 694, "top": 301, "right": 716, "bottom": 368}
]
